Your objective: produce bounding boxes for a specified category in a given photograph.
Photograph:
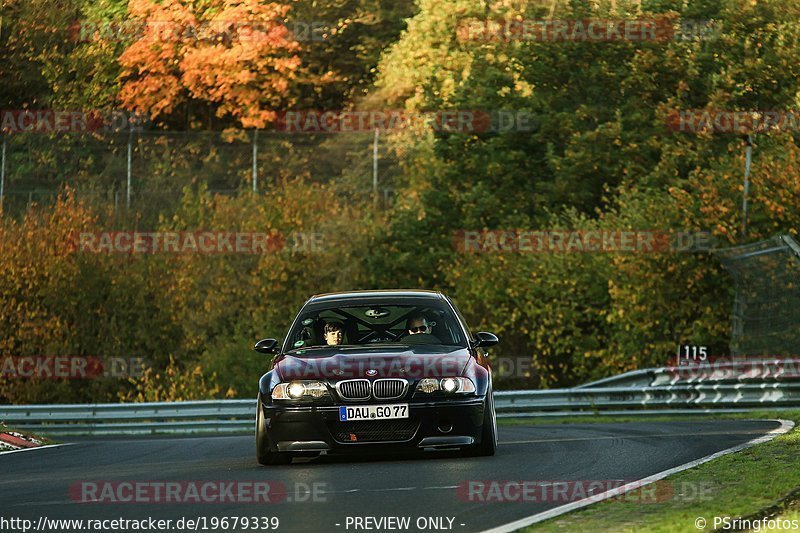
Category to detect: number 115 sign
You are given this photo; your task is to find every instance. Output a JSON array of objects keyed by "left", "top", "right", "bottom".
[{"left": 676, "top": 345, "right": 709, "bottom": 365}]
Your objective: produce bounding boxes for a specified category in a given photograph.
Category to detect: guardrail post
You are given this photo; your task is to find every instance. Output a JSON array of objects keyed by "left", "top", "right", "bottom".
[
  {"left": 372, "top": 128, "right": 379, "bottom": 206},
  {"left": 126, "top": 129, "right": 132, "bottom": 209},
  {"left": 252, "top": 129, "right": 258, "bottom": 193},
  {"left": 0, "top": 134, "right": 6, "bottom": 212}
]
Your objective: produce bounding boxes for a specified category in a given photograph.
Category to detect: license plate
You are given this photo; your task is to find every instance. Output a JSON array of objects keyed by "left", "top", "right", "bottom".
[{"left": 339, "top": 404, "right": 409, "bottom": 421}]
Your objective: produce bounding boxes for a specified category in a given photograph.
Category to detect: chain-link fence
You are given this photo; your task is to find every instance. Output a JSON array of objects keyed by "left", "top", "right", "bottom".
[
  {"left": 0, "top": 130, "right": 404, "bottom": 220},
  {"left": 716, "top": 234, "right": 800, "bottom": 356}
]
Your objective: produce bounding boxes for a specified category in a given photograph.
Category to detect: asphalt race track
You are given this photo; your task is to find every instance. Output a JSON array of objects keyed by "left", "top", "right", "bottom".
[{"left": 0, "top": 420, "right": 781, "bottom": 533}]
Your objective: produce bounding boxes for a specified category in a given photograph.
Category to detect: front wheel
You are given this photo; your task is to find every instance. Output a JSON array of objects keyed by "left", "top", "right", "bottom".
[
  {"left": 467, "top": 388, "right": 497, "bottom": 457},
  {"left": 256, "top": 396, "right": 292, "bottom": 466}
]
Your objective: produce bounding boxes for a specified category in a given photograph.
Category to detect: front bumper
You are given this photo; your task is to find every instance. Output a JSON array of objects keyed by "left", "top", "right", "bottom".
[{"left": 260, "top": 397, "right": 486, "bottom": 453}]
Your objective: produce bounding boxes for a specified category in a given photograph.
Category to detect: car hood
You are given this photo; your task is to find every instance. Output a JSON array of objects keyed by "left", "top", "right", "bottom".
[{"left": 274, "top": 344, "right": 472, "bottom": 381}]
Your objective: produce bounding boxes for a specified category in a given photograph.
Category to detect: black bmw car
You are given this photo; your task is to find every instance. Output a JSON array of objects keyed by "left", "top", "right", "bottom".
[{"left": 254, "top": 290, "right": 499, "bottom": 465}]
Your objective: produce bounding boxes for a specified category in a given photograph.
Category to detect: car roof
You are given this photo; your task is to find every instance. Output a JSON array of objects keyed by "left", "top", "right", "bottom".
[{"left": 307, "top": 289, "right": 445, "bottom": 305}]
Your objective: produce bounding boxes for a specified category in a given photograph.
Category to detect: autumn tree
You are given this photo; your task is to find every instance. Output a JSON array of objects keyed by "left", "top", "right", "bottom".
[{"left": 117, "top": 0, "right": 301, "bottom": 129}]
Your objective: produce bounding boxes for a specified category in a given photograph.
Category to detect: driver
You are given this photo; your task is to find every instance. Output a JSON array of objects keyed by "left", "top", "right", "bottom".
[
  {"left": 406, "top": 315, "right": 430, "bottom": 335},
  {"left": 402, "top": 314, "right": 442, "bottom": 344},
  {"left": 324, "top": 321, "right": 344, "bottom": 346}
]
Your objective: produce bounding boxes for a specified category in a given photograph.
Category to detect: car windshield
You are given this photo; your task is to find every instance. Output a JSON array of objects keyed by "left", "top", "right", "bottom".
[{"left": 285, "top": 302, "right": 466, "bottom": 351}]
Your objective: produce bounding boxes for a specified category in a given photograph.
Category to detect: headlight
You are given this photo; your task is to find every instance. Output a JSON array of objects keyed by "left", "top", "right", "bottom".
[
  {"left": 287, "top": 382, "right": 306, "bottom": 398},
  {"left": 441, "top": 377, "right": 459, "bottom": 392},
  {"left": 415, "top": 377, "right": 476, "bottom": 394},
  {"left": 272, "top": 381, "right": 329, "bottom": 400}
]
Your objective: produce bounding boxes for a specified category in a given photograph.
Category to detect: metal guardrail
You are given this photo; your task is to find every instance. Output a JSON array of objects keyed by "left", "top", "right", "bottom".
[
  {"left": 498, "top": 383, "right": 800, "bottom": 411},
  {"left": 2, "top": 375, "right": 800, "bottom": 436},
  {"left": 577, "top": 359, "right": 800, "bottom": 389},
  {"left": 0, "top": 401, "right": 254, "bottom": 436}
]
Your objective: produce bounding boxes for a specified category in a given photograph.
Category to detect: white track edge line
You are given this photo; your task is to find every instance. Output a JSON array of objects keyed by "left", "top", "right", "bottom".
[
  {"left": 479, "top": 419, "right": 795, "bottom": 533},
  {"left": 0, "top": 443, "right": 74, "bottom": 456}
]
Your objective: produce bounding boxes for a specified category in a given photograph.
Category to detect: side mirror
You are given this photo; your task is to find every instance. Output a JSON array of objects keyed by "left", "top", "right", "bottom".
[
  {"left": 474, "top": 331, "right": 499, "bottom": 348},
  {"left": 254, "top": 338, "right": 280, "bottom": 354}
]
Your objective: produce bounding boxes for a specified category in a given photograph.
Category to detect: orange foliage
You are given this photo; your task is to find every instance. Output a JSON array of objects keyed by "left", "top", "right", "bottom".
[{"left": 118, "top": 0, "right": 301, "bottom": 127}]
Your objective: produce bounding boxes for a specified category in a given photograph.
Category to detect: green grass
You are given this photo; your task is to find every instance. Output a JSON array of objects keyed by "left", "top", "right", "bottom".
[
  {"left": 765, "top": 509, "right": 800, "bottom": 531},
  {"left": 509, "top": 409, "right": 800, "bottom": 532}
]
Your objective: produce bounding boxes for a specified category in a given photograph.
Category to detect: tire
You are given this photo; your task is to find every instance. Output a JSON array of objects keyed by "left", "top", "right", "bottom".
[
  {"left": 466, "top": 387, "right": 498, "bottom": 457},
  {"left": 256, "top": 396, "right": 292, "bottom": 466}
]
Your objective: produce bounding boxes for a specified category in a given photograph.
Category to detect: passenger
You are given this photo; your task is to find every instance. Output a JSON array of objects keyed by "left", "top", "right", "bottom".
[{"left": 324, "top": 321, "right": 344, "bottom": 346}]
